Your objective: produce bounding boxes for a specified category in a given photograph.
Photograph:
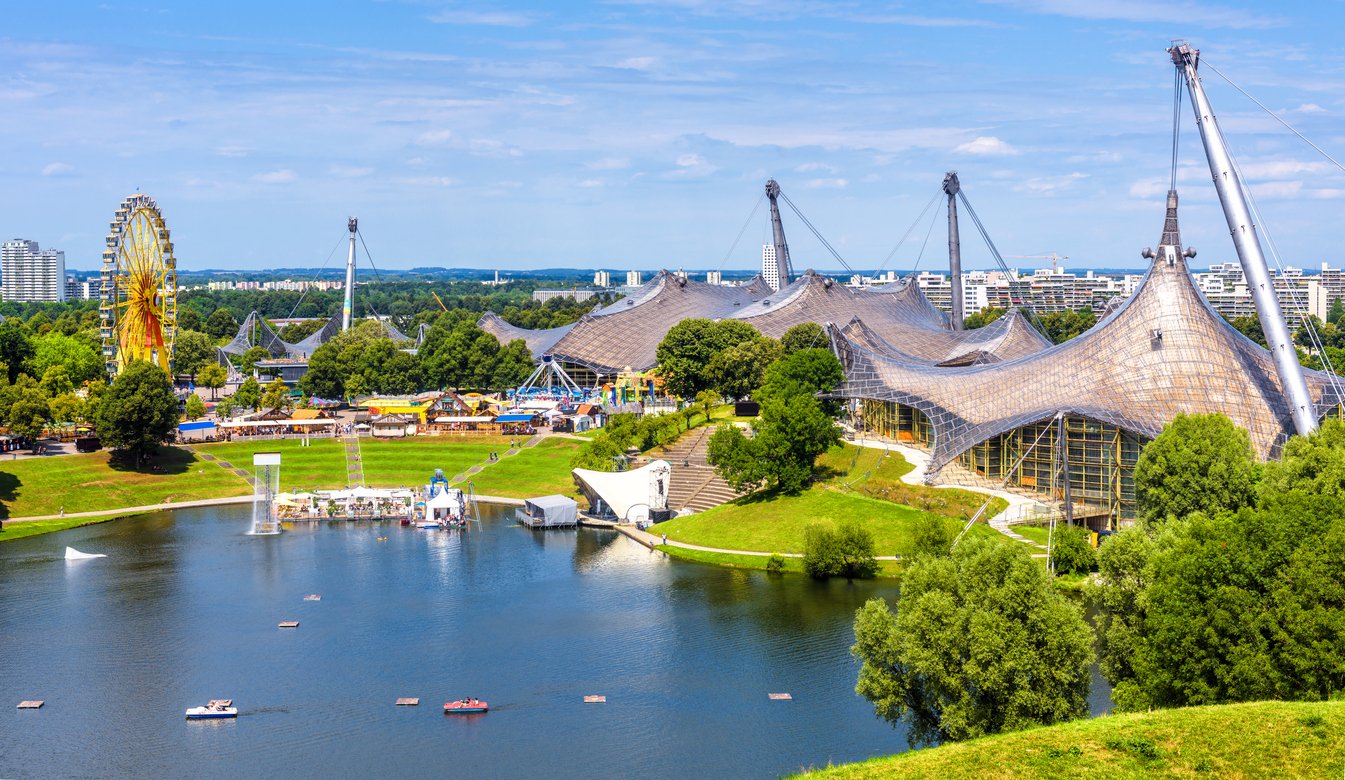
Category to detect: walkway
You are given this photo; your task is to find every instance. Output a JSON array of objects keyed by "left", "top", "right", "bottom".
[
  {"left": 450, "top": 433, "right": 544, "bottom": 484},
  {"left": 343, "top": 435, "right": 364, "bottom": 485},
  {"left": 616, "top": 523, "right": 901, "bottom": 559},
  {"left": 4, "top": 495, "right": 254, "bottom": 524},
  {"left": 848, "top": 434, "right": 1050, "bottom": 551}
]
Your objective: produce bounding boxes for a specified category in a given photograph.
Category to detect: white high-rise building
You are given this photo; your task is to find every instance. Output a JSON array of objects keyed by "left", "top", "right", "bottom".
[
  {"left": 1, "top": 239, "right": 65, "bottom": 302},
  {"left": 626, "top": 270, "right": 642, "bottom": 287},
  {"left": 762, "top": 244, "right": 781, "bottom": 291},
  {"left": 706, "top": 270, "right": 722, "bottom": 285},
  {"left": 593, "top": 270, "right": 611, "bottom": 287}
]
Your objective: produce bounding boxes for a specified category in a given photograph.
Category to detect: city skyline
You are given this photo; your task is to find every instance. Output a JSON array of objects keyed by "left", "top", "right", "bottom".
[{"left": 5, "top": 1, "right": 1345, "bottom": 271}]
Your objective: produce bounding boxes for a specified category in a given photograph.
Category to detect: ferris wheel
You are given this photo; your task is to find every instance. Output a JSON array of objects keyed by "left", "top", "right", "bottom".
[{"left": 100, "top": 193, "right": 178, "bottom": 377}]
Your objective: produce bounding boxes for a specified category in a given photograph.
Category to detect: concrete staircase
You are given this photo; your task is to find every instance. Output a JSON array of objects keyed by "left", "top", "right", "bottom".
[
  {"left": 343, "top": 435, "right": 364, "bottom": 485},
  {"left": 654, "top": 426, "right": 744, "bottom": 513}
]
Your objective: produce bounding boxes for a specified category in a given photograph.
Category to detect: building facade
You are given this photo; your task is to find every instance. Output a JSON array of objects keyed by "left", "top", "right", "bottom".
[{"left": 1, "top": 239, "right": 66, "bottom": 302}]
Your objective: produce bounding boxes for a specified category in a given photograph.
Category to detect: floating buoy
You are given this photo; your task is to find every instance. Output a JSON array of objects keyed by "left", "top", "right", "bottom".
[
  {"left": 583, "top": 695, "right": 606, "bottom": 703},
  {"left": 768, "top": 693, "right": 792, "bottom": 701},
  {"left": 278, "top": 621, "right": 300, "bottom": 628},
  {"left": 396, "top": 698, "right": 420, "bottom": 706},
  {"left": 17, "top": 700, "right": 44, "bottom": 709}
]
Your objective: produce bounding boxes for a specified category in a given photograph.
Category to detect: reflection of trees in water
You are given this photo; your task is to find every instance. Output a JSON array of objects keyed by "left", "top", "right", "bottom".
[{"left": 668, "top": 566, "right": 899, "bottom": 636}]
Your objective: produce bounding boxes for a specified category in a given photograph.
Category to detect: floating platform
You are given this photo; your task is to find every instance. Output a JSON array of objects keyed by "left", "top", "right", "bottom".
[
  {"left": 16, "top": 700, "right": 44, "bottom": 709},
  {"left": 396, "top": 698, "right": 420, "bottom": 706},
  {"left": 583, "top": 695, "right": 606, "bottom": 703},
  {"left": 303, "top": 595, "right": 321, "bottom": 601},
  {"left": 278, "top": 621, "right": 300, "bottom": 628},
  {"left": 768, "top": 693, "right": 792, "bottom": 701}
]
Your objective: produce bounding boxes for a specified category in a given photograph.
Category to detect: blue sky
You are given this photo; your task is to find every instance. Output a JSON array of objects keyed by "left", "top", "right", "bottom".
[{"left": 5, "top": 0, "right": 1345, "bottom": 273}]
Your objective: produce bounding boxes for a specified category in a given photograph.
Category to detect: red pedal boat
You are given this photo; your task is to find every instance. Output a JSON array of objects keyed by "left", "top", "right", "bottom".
[{"left": 444, "top": 697, "right": 489, "bottom": 714}]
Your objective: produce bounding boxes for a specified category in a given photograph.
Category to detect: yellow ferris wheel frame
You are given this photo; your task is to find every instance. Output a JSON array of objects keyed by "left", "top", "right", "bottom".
[{"left": 100, "top": 194, "right": 177, "bottom": 377}]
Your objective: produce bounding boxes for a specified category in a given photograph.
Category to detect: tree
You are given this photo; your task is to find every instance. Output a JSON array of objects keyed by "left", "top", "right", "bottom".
[
  {"left": 705, "top": 336, "right": 781, "bottom": 400},
  {"left": 239, "top": 345, "right": 271, "bottom": 376},
  {"left": 27, "top": 332, "right": 101, "bottom": 386},
  {"left": 1134, "top": 413, "right": 1260, "bottom": 523},
  {"left": 803, "top": 520, "right": 878, "bottom": 579},
  {"left": 233, "top": 376, "right": 261, "bottom": 411},
  {"left": 1328, "top": 297, "right": 1344, "bottom": 326},
  {"left": 963, "top": 307, "right": 1006, "bottom": 330},
  {"left": 39, "top": 364, "right": 74, "bottom": 397},
  {"left": 184, "top": 394, "right": 207, "bottom": 420},
  {"left": 780, "top": 322, "right": 827, "bottom": 355},
  {"left": 707, "top": 391, "right": 840, "bottom": 495},
  {"left": 758, "top": 347, "right": 844, "bottom": 405},
  {"left": 853, "top": 539, "right": 1093, "bottom": 745},
  {"left": 196, "top": 363, "right": 227, "bottom": 400},
  {"left": 655, "top": 319, "right": 762, "bottom": 399},
  {"left": 205, "top": 308, "right": 240, "bottom": 340},
  {"left": 49, "top": 392, "right": 87, "bottom": 424},
  {"left": 908, "top": 514, "right": 952, "bottom": 559},
  {"left": 1049, "top": 524, "right": 1096, "bottom": 575},
  {"left": 1227, "top": 314, "right": 1267, "bottom": 347},
  {"left": 94, "top": 361, "right": 178, "bottom": 464},
  {"left": 260, "top": 379, "right": 289, "bottom": 411},
  {"left": 177, "top": 306, "right": 204, "bottom": 333},
  {"left": 215, "top": 396, "right": 238, "bottom": 420},
  {"left": 172, "top": 330, "right": 215, "bottom": 376},
  {"left": 705, "top": 424, "right": 763, "bottom": 491},
  {"left": 7, "top": 386, "right": 51, "bottom": 445},
  {"left": 0, "top": 321, "right": 34, "bottom": 383},
  {"left": 1037, "top": 308, "right": 1097, "bottom": 344},
  {"left": 695, "top": 389, "right": 719, "bottom": 421}
]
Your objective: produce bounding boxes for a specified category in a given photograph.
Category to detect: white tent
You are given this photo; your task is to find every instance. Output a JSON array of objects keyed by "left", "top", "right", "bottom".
[
  {"left": 426, "top": 488, "right": 465, "bottom": 521},
  {"left": 571, "top": 460, "right": 671, "bottom": 523}
]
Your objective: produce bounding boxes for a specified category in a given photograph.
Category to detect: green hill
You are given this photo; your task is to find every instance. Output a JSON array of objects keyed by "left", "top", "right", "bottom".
[{"left": 796, "top": 700, "right": 1345, "bottom": 779}]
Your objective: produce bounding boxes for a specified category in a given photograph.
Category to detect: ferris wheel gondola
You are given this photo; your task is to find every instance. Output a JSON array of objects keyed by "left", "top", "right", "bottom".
[{"left": 100, "top": 194, "right": 177, "bottom": 377}]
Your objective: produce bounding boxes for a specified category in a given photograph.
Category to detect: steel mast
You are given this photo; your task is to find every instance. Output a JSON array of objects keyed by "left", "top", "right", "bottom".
[
  {"left": 341, "top": 216, "right": 357, "bottom": 332},
  {"left": 943, "top": 171, "right": 965, "bottom": 330},
  {"left": 1170, "top": 42, "right": 1317, "bottom": 436},
  {"left": 764, "top": 179, "right": 793, "bottom": 292}
]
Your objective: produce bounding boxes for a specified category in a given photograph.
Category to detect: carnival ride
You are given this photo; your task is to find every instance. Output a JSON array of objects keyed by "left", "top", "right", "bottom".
[{"left": 100, "top": 194, "right": 177, "bottom": 376}]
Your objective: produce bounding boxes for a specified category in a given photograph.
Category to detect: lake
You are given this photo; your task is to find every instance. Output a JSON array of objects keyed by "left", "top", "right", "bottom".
[{"left": 2, "top": 503, "right": 935, "bottom": 779}]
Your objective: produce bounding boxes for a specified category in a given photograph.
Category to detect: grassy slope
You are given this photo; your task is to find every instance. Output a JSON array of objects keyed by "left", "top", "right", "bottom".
[
  {"left": 194, "top": 439, "right": 348, "bottom": 490},
  {"left": 0, "top": 447, "right": 248, "bottom": 520},
  {"left": 359, "top": 436, "right": 512, "bottom": 487},
  {"left": 650, "top": 443, "right": 1007, "bottom": 558},
  {"left": 795, "top": 700, "right": 1345, "bottom": 780},
  {"left": 458, "top": 438, "right": 582, "bottom": 498}
]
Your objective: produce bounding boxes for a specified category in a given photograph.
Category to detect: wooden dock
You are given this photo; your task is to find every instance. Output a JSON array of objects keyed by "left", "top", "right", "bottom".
[
  {"left": 278, "top": 621, "right": 300, "bottom": 628},
  {"left": 16, "top": 700, "right": 44, "bottom": 709},
  {"left": 396, "top": 697, "right": 420, "bottom": 706}
]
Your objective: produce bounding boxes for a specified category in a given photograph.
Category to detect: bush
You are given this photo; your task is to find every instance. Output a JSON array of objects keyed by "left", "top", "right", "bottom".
[
  {"left": 1050, "top": 524, "right": 1096, "bottom": 575},
  {"left": 803, "top": 520, "right": 878, "bottom": 580},
  {"left": 766, "top": 553, "right": 786, "bottom": 574},
  {"left": 909, "top": 513, "right": 952, "bottom": 559}
]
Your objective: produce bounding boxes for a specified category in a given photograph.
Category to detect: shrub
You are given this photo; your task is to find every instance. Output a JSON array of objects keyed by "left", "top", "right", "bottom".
[
  {"left": 1050, "top": 524, "right": 1097, "bottom": 575},
  {"left": 766, "top": 553, "right": 786, "bottom": 574},
  {"left": 803, "top": 520, "right": 878, "bottom": 580}
]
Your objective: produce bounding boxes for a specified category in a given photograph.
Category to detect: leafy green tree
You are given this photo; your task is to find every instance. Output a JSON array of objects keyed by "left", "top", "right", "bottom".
[
  {"left": 344, "top": 374, "right": 369, "bottom": 400},
  {"left": 39, "top": 365, "right": 74, "bottom": 397},
  {"left": 205, "top": 308, "right": 240, "bottom": 340},
  {"left": 177, "top": 306, "right": 204, "bottom": 333},
  {"left": 8, "top": 386, "right": 51, "bottom": 444},
  {"left": 94, "top": 361, "right": 178, "bottom": 464},
  {"left": 277, "top": 317, "right": 328, "bottom": 342},
  {"left": 655, "top": 319, "right": 761, "bottom": 398},
  {"left": 1133, "top": 413, "right": 1260, "bottom": 522},
  {"left": 1227, "top": 314, "right": 1267, "bottom": 347},
  {"left": 0, "top": 321, "right": 35, "bottom": 383},
  {"left": 758, "top": 347, "right": 844, "bottom": 405},
  {"left": 1089, "top": 525, "right": 1154, "bottom": 710},
  {"left": 705, "top": 336, "right": 781, "bottom": 400},
  {"left": 1049, "top": 524, "right": 1096, "bottom": 575},
  {"left": 780, "top": 322, "right": 827, "bottom": 355},
  {"left": 962, "top": 307, "right": 1006, "bottom": 330},
  {"left": 695, "top": 389, "right": 719, "bottom": 421},
  {"left": 569, "top": 434, "right": 624, "bottom": 472},
  {"left": 172, "top": 329, "right": 215, "bottom": 376},
  {"left": 490, "top": 339, "right": 535, "bottom": 391},
  {"left": 215, "top": 396, "right": 237, "bottom": 419},
  {"left": 196, "top": 363, "right": 227, "bottom": 400},
  {"left": 49, "top": 392, "right": 87, "bottom": 424},
  {"left": 260, "top": 379, "right": 289, "bottom": 411},
  {"left": 908, "top": 513, "right": 952, "bottom": 559},
  {"left": 1037, "top": 308, "right": 1097, "bottom": 344},
  {"left": 233, "top": 376, "right": 261, "bottom": 411},
  {"left": 239, "top": 345, "right": 272, "bottom": 375},
  {"left": 705, "top": 424, "right": 762, "bottom": 491},
  {"left": 1328, "top": 297, "right": 1344, "bottom": 325},
  {"left": 707, "top": 391, "right": 840, "bottom": 494},
  {"left": 853, "top": 539, "right": 1093, "bottom": 744},
  {"left": 27, "top": 332, "right": 101, "bottom": 386},
  {"left": 803, "top": 520, "right": 878, "bottom": 579},
  {"left": 184, "top": 394, "right": 207, "bottom": 420}
]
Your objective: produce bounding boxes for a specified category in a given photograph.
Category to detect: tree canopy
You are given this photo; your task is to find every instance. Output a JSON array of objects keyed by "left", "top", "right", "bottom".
[
  {"left": 95, "top": 361, "right": 179, "bottom": 464},
  {"left": 1133, "top": 412, "right": 1260, "bottom": 523},
  {"left": 853, "top": 539, "right": 1093, "bottom": 745},
  {"left": 655, "top": 319, "right": 761, "bottom": 398}
]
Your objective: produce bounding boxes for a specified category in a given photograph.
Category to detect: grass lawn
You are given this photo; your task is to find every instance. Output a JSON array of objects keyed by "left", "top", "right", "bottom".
[
  {"left": 0, "top": 447, "right": 249, "bottom": 521},
  {"left": 360, "top": 436, "right": 512, "bottom": 487},
  {"left": 794, "top": 699, "right": 1345, "bottom": 779},
  {"left": 1013, "top": 524, "right": 1053, "bottom": 546},
  {"left": 660, "top": 545, "right": 904, "bottom": 577},
  {"left": 1, "top": 514, "right": 136, "bottom": 542},
  {"left": 194, "top": 439, "right": 348, "bottom": 490},
  {"left": 649, "top": 443, "right": 1007, "bottom": 559},
  {"left": 459, "top": 437, "right": 583, "bottom": 498}
]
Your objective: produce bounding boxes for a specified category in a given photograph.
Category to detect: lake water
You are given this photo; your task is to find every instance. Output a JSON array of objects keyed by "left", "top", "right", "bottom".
[{"left": 0, "top": 504, "right": 1111, "bottom": 779}]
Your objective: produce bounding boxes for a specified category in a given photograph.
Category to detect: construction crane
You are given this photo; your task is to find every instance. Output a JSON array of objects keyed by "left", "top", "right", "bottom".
[
  {"left": 432, "top": 291, "right": 449, "bottom": 312},
  {"left": 1007, "top": 253, "right": 1070, "bottom": 273}
]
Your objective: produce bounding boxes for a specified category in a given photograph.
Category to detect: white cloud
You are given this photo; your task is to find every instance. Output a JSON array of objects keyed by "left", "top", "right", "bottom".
[
  {"left": 252, "top": 169, "right": 297, "bottom": 184},
  {"left": 953, "top": 136, "right": 1019, "bottom": 156},
  {"left": 401, "top": 176, "right": 459, "bottom": 187},
  {"left": 669, "top": 153, "right": 718, "bottom": 177},
  {"left": 329, "top": 165, "right": 374, "bottom": 178},
  {"left": 1291, "top": 103, "right": 1327, "bottom": 114},
  {"left": 615, "top": 57, "right": 657, "bottom": 71},
  {"left": 427, "top": 10, "right": 535, "bottom": 27},
  {"left": 468, "top": 138, "right": 523, "bottom": 158},
  {"left": 795, "top": 162, "right": 838, "bottom": 174},
  {"left": 577, "top": 179, "right": 604, "bottom": 188},
  {"left": 586, "top": 157, "right": 630, "bottom": 170},
  {"left": 405, "top": 156, "right": 429, "bottom": 167},
  {"left": 1129, "top": 178, "right": 1169, "bottom": 198},
  {"left": 416, "top": 129, "right": 455, "bottom": 146},
  {"left": 41, "top": 162, "right": 74, "bottom": 177},
  {"left": 1237, "top": 160, "right": 1328, "bottom": 179},
  {"left": 984, "top": 0, "right": 1283, "bottom": 30},
  {"left": 214, "top": 145, "right": 249, "bottom": 158},
  {"left": 1018, "top": 172, "right": 1087, "bottom": 194},
  {"left": 804, "top": 177, "right": 848, "bottom": 189},
  {"left": 1248, "top": 180, "right": 1303, "bottom": 199}
]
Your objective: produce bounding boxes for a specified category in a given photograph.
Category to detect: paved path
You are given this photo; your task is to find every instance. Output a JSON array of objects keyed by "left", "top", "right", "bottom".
[
  {"left": 5, "top": 495, "right": 254, "bottom": 524},
  {"left": 848, "top": 435, "right": 1050, "bottom": 550},
  {"left": 616, "top": 524, "right": 901, "bottom": 559}
]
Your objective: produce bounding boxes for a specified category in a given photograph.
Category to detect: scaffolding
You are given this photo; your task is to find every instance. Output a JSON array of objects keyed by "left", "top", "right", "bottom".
[{"left": 251, "top": 452, "right": 282, "bottom": 535}]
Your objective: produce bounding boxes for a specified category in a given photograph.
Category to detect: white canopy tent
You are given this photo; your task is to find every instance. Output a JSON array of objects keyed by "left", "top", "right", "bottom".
[
  {"left": 426, "top": 488, "right": 466, "bottom": 521},
  {"left": 571, "top": 460, "right": 671, "bottom": 523}
]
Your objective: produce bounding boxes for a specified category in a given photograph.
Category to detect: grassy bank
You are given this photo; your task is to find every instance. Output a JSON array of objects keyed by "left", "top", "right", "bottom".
[
  {"left": 659, "top": 545, "right": 904, "bottom": 577},
  {"left": 650, "top": 443, "right": 1007, "bottom": 561},
  {"left": 360, "top": 436, "right": 513, "bottom": 486},
  {"left": 0, "top": 448, "right": 249, "bottom": 522},
  {"left": 457, "top": 438, "right": 582, "bottom": 498},
  {"left": 194, "top": 439, "right": 348, "bottom": 490},
  {"left": 794, "top": 700, "right": 1345, "bottom": 779}
]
